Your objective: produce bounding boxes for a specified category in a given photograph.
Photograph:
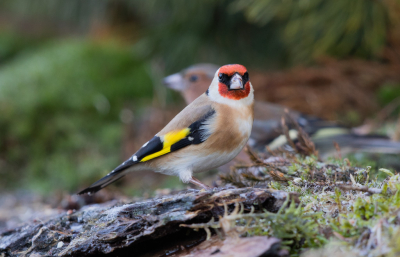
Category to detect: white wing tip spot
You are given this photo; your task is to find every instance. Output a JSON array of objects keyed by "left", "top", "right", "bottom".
[
  {"left": 188, "top": 136, "right": 194, "bottom": 141},
  {"left": 142, "top": 141, "right": 149, "bottom": 147},
  {"left": 132, "top": 155, "right": 138, "bottom": 162}
]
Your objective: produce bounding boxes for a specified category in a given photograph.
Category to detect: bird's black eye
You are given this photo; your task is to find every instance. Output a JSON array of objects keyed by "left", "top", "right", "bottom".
[
  {"left": 242, "top": 72, "right": 249, "bottom": 84},
  {"left": 218, "top": 73, "right": 229, "bottom": 84},
  {"left": 189, "top": 75, "right": 198, "bottom": 82}
]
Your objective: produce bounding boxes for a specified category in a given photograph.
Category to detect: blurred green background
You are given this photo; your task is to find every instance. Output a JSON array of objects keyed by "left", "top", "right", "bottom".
[{"left": 0, "top": 0, "right": 400, "bottom": 195}]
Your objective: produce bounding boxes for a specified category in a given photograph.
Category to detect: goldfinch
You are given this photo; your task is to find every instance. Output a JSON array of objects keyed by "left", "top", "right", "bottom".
[{"left": 78, "top": 64, "right": 254, "bottom": 194}]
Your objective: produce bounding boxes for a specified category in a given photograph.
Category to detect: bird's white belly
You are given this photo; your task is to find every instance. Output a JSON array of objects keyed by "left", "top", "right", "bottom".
[
  {"left": 155, "top": 137, "right": 248, "bottom": 182},
  {"left": 191, "top": 146, "right": 243, "bottom": 173}
]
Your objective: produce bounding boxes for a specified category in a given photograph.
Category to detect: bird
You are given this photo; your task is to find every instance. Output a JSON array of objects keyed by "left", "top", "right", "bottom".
[
  {"left": 78, "top": 64, "right": 254, "bottom": 194},
  {"left": 163, "top": 63, "right": 400, "bottom": 158},
  {"left": 163, "top": 63, "right": 339, "bottom": 150}
]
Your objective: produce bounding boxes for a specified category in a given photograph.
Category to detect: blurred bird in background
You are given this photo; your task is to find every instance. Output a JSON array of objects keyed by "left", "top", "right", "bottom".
[{"left": 164, "top": 64, "right": 400, "bottom": 158}]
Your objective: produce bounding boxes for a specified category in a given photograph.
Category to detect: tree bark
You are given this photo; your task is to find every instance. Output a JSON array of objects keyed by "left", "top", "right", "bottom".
[{"left": 0, "top": 187, "right": 296, "bottom": 257}]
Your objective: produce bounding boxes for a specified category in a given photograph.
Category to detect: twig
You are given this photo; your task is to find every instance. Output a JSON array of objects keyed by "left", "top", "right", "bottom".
[
  {"left": 376, "top": 96, "right": 400, "bottom": 124},
  {"left": 270, "top": 170, "right": 291, "bottom": 182},
  {"left": 244, "top": 146, "right": 263, "bottom": 164},
  {"left": 337, "top": 185, "right": 382, "bottom": 194},
  {"left": 283, "top": 110, "right": 319, "bottom": 158},
  {"left": 19, "top": 226, "right": 48, "bottom": 256},
  {"left": 281, "top": 117, "right": 297, "bottom": 150},
  {"left": 334, "top": 141, "right": 342, "bottom": 160}
]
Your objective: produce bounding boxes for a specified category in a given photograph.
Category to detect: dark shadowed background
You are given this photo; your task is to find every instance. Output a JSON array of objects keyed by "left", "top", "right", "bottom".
[{"left": 0, "top": 0, "right": 400, "bottom": 198}]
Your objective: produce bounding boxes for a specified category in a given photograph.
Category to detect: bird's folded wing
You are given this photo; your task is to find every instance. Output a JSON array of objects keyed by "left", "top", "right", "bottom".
[
  {"left": 109, "top": 103, "right": 216, "bottom": 175},
  {"left": 105, "top": 94, "right": 215, "bottom": 174},
  {"left": 135, "top": 107, "right": 215, "bottom": 163}
]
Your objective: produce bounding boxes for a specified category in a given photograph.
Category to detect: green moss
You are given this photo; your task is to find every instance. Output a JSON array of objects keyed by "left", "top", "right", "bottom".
[
  {"left": 245, "top": 199, "right": 327, "bottom": 255},
  {"left": 217, "top": 147, "right": 400, "bottom": 256}
]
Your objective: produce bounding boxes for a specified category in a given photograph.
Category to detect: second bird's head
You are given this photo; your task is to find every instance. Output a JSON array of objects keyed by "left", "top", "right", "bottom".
[
  {"left": 207, "top": 64, "right": 254, "bottom": 106},
  {"left": 164, "top": 64, "right": 253, "bottom": 106}
]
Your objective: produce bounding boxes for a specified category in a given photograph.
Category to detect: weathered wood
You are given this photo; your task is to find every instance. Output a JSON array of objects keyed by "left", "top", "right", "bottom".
[
  {"left": 0, "top": 187, "right": 295, "bottom": 257},
  {"left": 172, "top": 236, "right": 289, "bottom": 257}
]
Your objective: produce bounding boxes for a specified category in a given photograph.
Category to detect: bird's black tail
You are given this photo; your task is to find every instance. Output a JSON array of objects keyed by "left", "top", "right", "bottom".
[
  {"left": 77, "top": 173, "right": 126, "bottom": 195},
  {"left": 78, "top": 158, "right": 137, "bottom": 195},
  {"left": 298, "top": 115, "right": 344, "bottom": 135},
  {"left": 314, "top": 134, "right": 400, "bottom": 158}
]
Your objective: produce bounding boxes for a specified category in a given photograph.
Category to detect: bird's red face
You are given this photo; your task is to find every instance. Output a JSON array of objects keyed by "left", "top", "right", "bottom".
[{"left": 217, "top": 64, "right": 250, "bottom": 100}]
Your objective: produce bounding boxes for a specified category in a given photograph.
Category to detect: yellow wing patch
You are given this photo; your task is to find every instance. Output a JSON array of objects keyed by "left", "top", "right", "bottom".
[{"left": 140, "top": 128, "right": 190, "bottom": 162}]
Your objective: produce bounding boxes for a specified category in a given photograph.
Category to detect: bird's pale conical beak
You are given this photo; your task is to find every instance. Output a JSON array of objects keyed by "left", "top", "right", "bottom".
[
  {"left": 229, "top": 73, "right": 243, "bottom": 90},
  {"left": 163, "top": 73, "right": 185, "bottom": 91}
]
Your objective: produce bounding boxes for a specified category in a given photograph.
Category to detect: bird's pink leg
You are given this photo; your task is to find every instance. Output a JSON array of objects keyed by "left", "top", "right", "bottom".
[{"left": 189, "top": 177, "right": 211, "bottom": 189}]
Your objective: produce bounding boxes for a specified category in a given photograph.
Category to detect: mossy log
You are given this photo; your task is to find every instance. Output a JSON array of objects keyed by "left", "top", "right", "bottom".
[{"left": 0, "top": 187, "right": 295, "bottom": 257}]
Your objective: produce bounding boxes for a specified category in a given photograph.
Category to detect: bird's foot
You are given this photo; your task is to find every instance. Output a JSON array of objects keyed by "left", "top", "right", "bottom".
[{"left": 189, "top": 177, "right": 211, "bottom": 190}]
